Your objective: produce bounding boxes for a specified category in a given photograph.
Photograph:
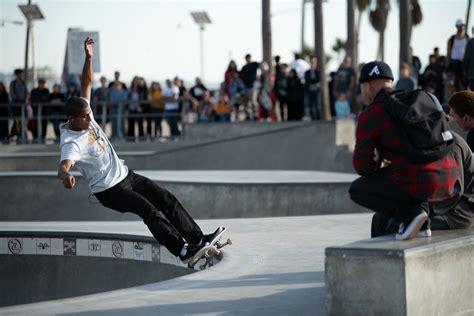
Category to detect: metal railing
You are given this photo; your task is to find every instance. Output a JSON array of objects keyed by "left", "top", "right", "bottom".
[{"left": 0, "top": 100, "right": 187, "bottom": 143}]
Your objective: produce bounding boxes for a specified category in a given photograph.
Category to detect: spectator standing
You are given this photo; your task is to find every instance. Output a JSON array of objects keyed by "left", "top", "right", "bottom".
[
  {"left": 30, "top": 78, "right": 51, "bottom": 142},
  {"left": 65, "top": 82, "right": 80, "bottom": 100},
  {"left": 228, "top": 72, "right": 246, "bottom": 121},
  {"left": 240, "top": 54, "right": 260, "bottom": 120},
  {"left": 273, "top": 63, "right": 289, "bottom": 121},
  {"left": 137, "top": 77, "right": 149, "bottom": 138},
  {"left": 0, "top": 82, "right": 10, "bottom": 144},
  {"left": 304, "top": 57, "right": 321, "bottom": 120},
  {"left": 109, "top": 81, "right": 128, "bottom": 139},
  {"left": 289, "top": 53, "right": 310, "bottom": 80},
  {"left": 50, "top": 84, "right": 65, "bottom": 141},
  {"left": 9, "top": 69, "right": 27, "bottom": 141},
  {"left": 286, "top": 69, "right": 305, "bottom": 121},
  {"left": 149, "top": 81, "right": 164, "bottom": 138},
  {"left": 163, "top": 79, "right": 181, "bottom": 137},
  {"left": 108, "top": 71, "right": 127, "bottom": 91},
  {"left": 447, "top": 19, "right": 469, "bottom": 90},
  {"left": 92, "top": 76, "right": 109, "bottom": 124},
  {"left": 127, "top": 77, "right": 142, "bottom": 140},
  {"left": 256, "top": 62, "right": 275, "bottom": 121},
  {"left": 334, "top": 56, "right": 357, "bottom": 111},
  {"left": 395, "top": 63, "right": 417, "bottom": 93},
  {"left": 224, "top": 60, "right": 239, "bottom": 96},
  {"left": 462, "top": 35, "right": 474, "bottom": 91}
]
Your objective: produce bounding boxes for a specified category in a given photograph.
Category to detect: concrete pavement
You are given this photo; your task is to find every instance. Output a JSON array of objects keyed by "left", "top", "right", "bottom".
[{"left": 0, "top": 213, "right": 372, "bottom": 315}]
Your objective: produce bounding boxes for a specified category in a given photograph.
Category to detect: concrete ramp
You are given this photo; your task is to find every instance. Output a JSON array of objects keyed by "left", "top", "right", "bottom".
[{"left": 0, "top": 171, "right": 366, "bottom": 221}]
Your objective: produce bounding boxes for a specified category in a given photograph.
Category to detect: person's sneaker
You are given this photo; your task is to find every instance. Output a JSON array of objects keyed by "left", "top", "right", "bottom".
[
  {"left": 201, "top": 227, "right": 226, "bottom": 246},
  {"left": 416, "top": 219, "right": 432, "bottom": 237},
  {"left": 395, "top": 211, "right": 429, "bottom": 241},
  {"left": 179, "top": 243, "right": 211, "bottom": 264}
]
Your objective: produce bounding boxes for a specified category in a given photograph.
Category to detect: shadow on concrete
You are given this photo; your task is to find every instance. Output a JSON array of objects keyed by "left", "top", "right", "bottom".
[{"left": 66, "top": 272, "right": 326, "bottom": 316}]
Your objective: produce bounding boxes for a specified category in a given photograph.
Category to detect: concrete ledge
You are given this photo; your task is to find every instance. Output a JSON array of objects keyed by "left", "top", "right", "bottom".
[
  {"left": 0, "top": 171, "right": 365, "bottom": 221},
  {"left": 325, "top": 230, "right": 474, "bottom": 316}
]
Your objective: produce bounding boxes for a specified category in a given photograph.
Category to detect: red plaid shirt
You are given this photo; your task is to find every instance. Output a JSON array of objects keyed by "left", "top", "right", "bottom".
[{"left": 353, "top": 90, "right": 460, "bottom": 202}]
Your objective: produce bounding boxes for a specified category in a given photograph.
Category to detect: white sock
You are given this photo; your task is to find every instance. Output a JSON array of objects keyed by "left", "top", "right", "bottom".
[{"left": 180, "top": 243, "right": 188, "bottom": 256}]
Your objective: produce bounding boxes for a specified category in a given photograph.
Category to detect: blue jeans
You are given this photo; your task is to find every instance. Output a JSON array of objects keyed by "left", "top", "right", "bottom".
[
  {"left": 165, "top": 109, "right": 180, "bottom": 136},
  {"left": 305, "top": 90, "right": 321, "bottom": 120}
]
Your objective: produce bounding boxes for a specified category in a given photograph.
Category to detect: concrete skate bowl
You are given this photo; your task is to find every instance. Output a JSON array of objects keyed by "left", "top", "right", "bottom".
[
  {"left": 0, "top": 231, "right": 212, "bottom": 307},
  {"left": 0, "top": 170, "right": 367, "bottom": 221}
]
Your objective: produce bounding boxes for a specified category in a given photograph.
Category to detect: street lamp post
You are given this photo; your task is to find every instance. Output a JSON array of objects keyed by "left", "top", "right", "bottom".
[
  {"left": 18, "top": 2, "right": 44, "bottom": 87},
  {"left": 190, "top": 11, "right": 211, "bottom": 81}
]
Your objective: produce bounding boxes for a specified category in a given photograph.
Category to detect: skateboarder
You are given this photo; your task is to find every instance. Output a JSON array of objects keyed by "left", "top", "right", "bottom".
[
  {"left": 349, "top": 61, "right": 461, "bottom": 240},
  {"left": 57, "top": 37, "right": 223, "bottom": 263}
]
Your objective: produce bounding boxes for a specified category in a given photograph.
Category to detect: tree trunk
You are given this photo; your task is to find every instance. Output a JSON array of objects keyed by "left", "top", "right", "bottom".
[
  {"left": 347, "top": 0, "right": 356, "bottom": 67},
  {"left": 314, "top": 0, "right": 332, "bottom": 121},
  {"left": 399, "top": 0, "right": 412, "bottom": 67},
  {"left": 355, "top": 8, "right": 363, "bottom": 67},
  {"left": 262, "top": 0, "right": 272, "bottom": 73}
]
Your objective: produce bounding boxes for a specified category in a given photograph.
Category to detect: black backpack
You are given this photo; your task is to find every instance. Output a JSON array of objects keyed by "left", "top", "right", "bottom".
[{"left": 382, "top": 89, "right": 455, "bottom": 163}]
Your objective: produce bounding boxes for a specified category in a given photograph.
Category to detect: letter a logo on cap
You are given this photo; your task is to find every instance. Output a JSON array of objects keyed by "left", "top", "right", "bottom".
[{"left": 369, "top": 65, "right": 380, "bottom": 76}]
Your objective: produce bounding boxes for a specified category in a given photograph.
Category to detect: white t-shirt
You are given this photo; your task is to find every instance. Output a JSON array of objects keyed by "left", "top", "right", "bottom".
[
  {"left": 451, "top": 37, "right": 468, "bottom": 60},
  {"left": 60, "top": 110, "right": 128, "bottom": 193},
  {"left": 163, "top": 85, "right": 179, "bottom": 111}
]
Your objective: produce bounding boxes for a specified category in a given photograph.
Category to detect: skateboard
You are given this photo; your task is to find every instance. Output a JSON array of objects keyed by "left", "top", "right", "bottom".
[{"left": 188, "top": 235, "right": 233, "bottom": 270}]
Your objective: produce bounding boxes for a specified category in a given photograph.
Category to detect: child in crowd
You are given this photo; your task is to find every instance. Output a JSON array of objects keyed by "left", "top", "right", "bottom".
[{"left": 335, "top": 93, "right": 352, "bottom": 119}]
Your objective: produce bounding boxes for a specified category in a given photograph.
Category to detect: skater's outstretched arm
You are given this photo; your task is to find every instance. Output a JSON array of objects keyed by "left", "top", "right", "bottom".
[
  {"left": 80, "top": 37, "right": 94, "bottom": 102},
  {"left": 58, "top": 159, "right": 75, "bottom": 189}
]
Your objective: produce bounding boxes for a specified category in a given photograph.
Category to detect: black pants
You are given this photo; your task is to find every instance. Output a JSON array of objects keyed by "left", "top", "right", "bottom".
[
  {"left": 95, "top": 170, "right": 203, "bottom": 256},
  {"left": 349, "top": 168, "right": 428, "bottom": 235}
]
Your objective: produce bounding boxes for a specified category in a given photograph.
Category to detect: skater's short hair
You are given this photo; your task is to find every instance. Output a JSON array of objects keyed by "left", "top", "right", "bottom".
[
  {"left": 65, "top": 96, "right": 89, "bottom": 118},
  {"left": 449, "top": 90, "right": 474, "bottom": 117}
]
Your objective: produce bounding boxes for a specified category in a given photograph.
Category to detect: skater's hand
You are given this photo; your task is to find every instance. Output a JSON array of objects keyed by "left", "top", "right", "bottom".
[
  {"left": 84, "top": 37, "right": 94, "bottom": 58},
  {"left": 63, "top": 174, "right": 75, "bottom": 189}
]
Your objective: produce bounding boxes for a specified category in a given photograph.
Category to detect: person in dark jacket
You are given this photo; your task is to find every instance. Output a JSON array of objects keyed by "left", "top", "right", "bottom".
[
  {"left": 349, "top": 61, "right": 461, "bottom": 240},
  {"left": 0, "top": 82, "right": 10, "bottom": 143},
  {"left": 286, "top": 69, "right": 304, "bottom": 121}
]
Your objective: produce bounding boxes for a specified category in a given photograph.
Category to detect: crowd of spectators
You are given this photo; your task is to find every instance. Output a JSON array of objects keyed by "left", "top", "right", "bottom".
[{"left": 1, "top": 18, "right": 473, "bottom": 144}]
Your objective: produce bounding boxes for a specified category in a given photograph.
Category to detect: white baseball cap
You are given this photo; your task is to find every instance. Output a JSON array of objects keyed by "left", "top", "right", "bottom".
[{"left": 456, "top": 19, "right": 465, "bottom": 27}]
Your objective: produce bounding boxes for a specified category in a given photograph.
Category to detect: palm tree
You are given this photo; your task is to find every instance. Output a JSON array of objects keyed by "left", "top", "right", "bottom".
[
  {"left": 347, "top": 0, "right": 356, "bottom": 67},
  {"left": 369, "top": 0, "right": 390, "bottom": 61},
  {"left": 355, "top": 0, "right": 372, "bottom": 65},
  {"left": 399, "top": 0, "right": 423, "bottom": 66},
  {"left": 262, "top": 0, "right": 272, "bottom": 73},
  {"left": 314, "top": 0, "right": 331, "bottom": 120}
]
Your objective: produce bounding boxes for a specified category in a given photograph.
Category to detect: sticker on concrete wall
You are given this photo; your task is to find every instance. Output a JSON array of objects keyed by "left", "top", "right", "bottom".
[
  {"left": 8, "top": 238, "right": 22, "bottom": 255},
  {"left": 112, "top": 241, "right": 124, "bottom": 258},
  {"left": 133, "top": 241, "right": 144, "bottom": 260},
  {"left": 152, "top": 244, "right": 160, "bottom": 262},
  {"left": 36, "top": 238, "right": 51, "bottom": 255},
  {"left": 88, "top": 240, "right": 101, "bottom": 257},
  {"left": 63, "top": 238, "right": 77, "bottom": 256}
]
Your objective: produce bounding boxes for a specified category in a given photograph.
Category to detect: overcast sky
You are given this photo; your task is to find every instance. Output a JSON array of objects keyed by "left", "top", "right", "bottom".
[{"left": 0, "top": 0, "right": 471, "bottom": 86}]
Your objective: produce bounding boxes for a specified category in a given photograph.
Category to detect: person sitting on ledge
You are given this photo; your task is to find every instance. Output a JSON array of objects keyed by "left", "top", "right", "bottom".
[{"left": 349, "top": 61, "right": 461, "bottom": 240}]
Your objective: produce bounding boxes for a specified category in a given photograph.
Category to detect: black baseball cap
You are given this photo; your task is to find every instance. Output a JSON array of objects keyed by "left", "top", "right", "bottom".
[{"left": 359, "top": 61, "right": 394, "bottom": 84}]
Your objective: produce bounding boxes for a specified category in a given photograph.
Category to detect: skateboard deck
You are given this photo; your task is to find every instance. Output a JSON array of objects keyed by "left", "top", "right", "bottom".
[{"left": 188, "top": 230, "right": 233, "bottom": 270}]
